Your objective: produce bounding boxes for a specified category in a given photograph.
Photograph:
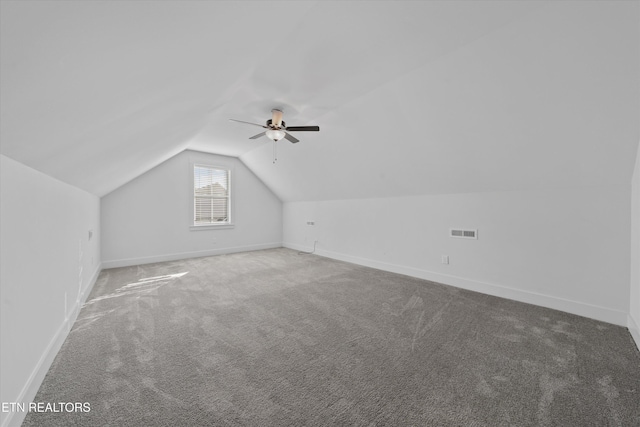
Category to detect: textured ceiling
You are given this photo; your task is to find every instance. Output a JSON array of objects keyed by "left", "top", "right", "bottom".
[{"left": 1, "top": 1, "right": 638, "bottom": 200}]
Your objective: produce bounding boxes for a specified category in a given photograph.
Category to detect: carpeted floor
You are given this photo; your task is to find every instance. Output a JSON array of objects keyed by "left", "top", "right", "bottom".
[{"left": 22, "top": 248, "right": 640, "bottom": 426}]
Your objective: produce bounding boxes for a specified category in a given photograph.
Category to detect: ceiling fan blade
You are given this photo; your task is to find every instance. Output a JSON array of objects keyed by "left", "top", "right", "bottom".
[
  {"left": 285, "top": 126, "right": 320, "bottom": 132},
  {"left": 284, "top": 132, "right": 299, "bottom": 144},
  {"left": 249, "top": 132, "right": 266, "bottom": 140},
  {"left": 229, "top": 119, "right": 267, "bottom": 128}
]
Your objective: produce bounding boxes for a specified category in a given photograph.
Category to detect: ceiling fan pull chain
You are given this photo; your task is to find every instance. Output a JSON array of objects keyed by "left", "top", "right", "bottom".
[{"left": 273, "top": 140, "right": 277, "bottom": 164}]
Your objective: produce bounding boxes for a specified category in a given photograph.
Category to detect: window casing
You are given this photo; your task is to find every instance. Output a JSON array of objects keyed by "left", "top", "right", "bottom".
[{"left": 192, "top": 164, "right": 232, "bottom": 228}]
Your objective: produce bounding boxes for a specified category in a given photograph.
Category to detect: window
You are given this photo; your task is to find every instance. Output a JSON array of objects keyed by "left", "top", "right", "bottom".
[{"left": 193, "top": 165, "right": 231, "bottom": 227}]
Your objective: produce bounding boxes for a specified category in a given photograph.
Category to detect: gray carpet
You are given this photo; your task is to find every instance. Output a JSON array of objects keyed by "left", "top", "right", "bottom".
[{"left": 22, "top": 248, "right": 640, "bottom": 426}]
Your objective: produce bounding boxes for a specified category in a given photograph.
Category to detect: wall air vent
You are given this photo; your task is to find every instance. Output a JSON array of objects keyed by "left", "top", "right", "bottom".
[{"left": 450, "top": 228, "right": 478, "bottom": 239}]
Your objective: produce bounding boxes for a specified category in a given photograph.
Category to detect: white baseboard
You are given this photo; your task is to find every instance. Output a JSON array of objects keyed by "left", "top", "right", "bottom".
[
  {"left": 283, "top": 242, "right": 628, "bottom": 327},
  {"left": 101, "top": 242, "right": 283, "bottom": 269},
  {"left": 1, "top": 263, "right": 102, "bottom": 427},
  {"left": 629, "top": 314, "right": 640, "bottom": 351}
]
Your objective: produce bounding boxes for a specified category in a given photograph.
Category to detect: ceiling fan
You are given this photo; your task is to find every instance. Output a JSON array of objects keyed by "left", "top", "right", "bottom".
[{"left": 230, "top": 109, "right": 319, "bottom": 144}]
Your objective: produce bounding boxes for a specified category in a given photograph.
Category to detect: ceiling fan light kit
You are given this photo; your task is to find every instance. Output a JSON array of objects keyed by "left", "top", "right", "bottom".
[{"left": 265, "top": 129, "right": 286, "bottom": 142}]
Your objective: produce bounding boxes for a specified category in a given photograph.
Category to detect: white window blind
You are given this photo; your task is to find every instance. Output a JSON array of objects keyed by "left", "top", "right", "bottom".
[{"left": 194, "top": 165, "right": 230, "bottom": 225}]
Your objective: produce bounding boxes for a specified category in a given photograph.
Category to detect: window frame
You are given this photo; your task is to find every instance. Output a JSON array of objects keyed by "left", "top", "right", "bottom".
[{"left": 190, "top": 163, "right": 234, "bottom": 230}]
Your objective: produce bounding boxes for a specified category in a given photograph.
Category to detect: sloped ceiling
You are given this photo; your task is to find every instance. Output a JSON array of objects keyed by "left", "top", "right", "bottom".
[{"left": 1, "top": 1, "right": 638, "bottom": 200}]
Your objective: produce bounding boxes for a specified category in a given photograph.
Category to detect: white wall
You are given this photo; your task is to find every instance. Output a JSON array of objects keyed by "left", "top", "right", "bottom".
[
  {"left": 0, "top": 155, "right": 101, "bottom": 427},
  {"left": 284, "top": 185, "right": 631, "bottom": 326},
  {"left": 630, "top": 144, "right": 640, "bottom": 346},
  {"left": 101, "top": 150, "right": 282, "bottom": 268}
]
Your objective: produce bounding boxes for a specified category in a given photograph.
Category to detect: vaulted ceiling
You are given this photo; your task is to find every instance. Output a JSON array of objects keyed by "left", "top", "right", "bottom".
[{"left": 1, "top": 1, "right": 638, "bottom": 201}]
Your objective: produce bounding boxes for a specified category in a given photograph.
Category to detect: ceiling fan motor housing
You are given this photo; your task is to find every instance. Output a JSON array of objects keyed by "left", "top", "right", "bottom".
[{"left": 266, "top": 119, "right": 285, "bottom": 129}]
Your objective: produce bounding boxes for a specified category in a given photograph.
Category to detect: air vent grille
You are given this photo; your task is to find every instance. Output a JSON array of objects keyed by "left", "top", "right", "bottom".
[{"left": 450, "top": 228, "right": 478, "bottom": 239}]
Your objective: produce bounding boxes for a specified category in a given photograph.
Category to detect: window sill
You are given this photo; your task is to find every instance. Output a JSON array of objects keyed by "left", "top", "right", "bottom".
[{"left": 190, "top": 223, "right": 235, "bottom": 231}]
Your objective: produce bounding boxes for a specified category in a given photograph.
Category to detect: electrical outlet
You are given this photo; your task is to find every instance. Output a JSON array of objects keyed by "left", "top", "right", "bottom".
[
  {"left": 306, "top": 221, "right": 315, "bottom": 226},
  {"left": 441, "top": 255, "right": 449, "bottom": 265}
]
